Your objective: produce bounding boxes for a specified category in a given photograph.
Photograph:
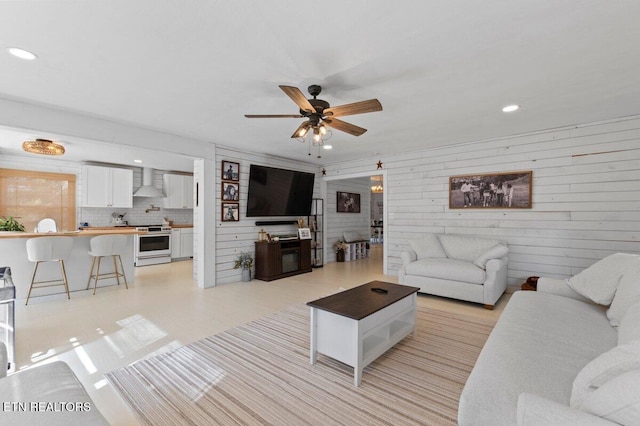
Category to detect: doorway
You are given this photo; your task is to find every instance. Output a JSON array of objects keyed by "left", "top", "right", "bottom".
[{"left": 320, "top": 170, "right": 388, "bottom": 275}]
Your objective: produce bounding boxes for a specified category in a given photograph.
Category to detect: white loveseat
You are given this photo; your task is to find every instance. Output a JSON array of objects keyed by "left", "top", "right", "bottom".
[
  {"left": 398, "top": 233, "right": 509, "bottom": 309},
  {"left": 0, "top": 342, "right": 108, "bottom": 425},
  {"left": 459, "top": 253, "right": 640, "bottom": 425}
]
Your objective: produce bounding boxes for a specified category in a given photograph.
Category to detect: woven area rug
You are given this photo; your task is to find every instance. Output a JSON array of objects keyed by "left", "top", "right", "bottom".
[{"left": 106, "top": 304, "right": 495, "bottom": 426}]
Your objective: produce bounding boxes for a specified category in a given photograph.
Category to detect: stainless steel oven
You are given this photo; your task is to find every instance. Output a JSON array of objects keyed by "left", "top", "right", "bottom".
[{"left": 134, "top": 226, "right": 172, "bottom": 266}]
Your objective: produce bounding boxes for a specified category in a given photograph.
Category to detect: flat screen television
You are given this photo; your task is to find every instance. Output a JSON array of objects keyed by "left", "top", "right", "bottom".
[{"left": 246, "top": 165, "right": 315, "bottom": 217}]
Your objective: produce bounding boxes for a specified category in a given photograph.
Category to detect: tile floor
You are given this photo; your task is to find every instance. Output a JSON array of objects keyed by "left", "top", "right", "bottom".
[{"left": 13, "top": 245, "right": 508, "bottom": 425}]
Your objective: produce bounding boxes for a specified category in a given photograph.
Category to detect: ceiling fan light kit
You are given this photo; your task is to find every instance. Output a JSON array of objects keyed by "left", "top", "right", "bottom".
[
  {"left": 22, "top": 138, "right": 65, "bottom": 156},
  {"left": 245, "top": 84, "right": 382, "bottom": 157}
]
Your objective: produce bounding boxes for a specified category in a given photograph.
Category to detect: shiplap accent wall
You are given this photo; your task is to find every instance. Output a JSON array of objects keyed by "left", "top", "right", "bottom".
[
  {"left": 325, "top": 178, "right": 371, "bottom": 263},
  {"left": 322, "top": 116, "right": 640, "bottom": 286},
  {"left": 214, "top": 147, "right": 320, "bottom": 284}
]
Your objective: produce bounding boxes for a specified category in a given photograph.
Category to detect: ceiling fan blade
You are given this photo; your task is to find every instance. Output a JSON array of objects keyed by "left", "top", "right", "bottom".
[
  {"left": 323, "top": 99, "right": 382, "bottom": 117},
  {"left": 291, "top": 121, "right": 311, "bottom": 138},
  {"left": 279, "top": 85, "right": 316, "bottom": 114},
  {"left": 323, "top": 118, "right": 367, "bottom": 136},
  {"left": 244, "top": 114, "right": 304, "bottom": 118}
]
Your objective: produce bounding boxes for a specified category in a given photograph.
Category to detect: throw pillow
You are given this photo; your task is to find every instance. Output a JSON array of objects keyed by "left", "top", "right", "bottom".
[
  {"left": 567, "top": 253, "right": 639, "bottom": 305},
  {"left": 618, "top": 302, "right": 640, "bottom": 345},
  {"left": 571, "top": 340, "right": 640, "bottom": 410},
  {"left": 343, "top": 231, "right": 361, "bottom": 243},
  {"left": 607, "top": 258, "right": 640, "bottom": 326},
  {"left": 408, "top": 234, "right": 447, "bottom": 260},
  {"left": 579, "top": 369, "right": 640, "bottom": 424},
  {"left": 473, "top": 244, "right": 509, "bottom": 269}
]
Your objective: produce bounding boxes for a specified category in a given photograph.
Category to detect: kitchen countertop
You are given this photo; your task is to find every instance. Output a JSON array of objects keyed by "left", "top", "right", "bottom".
[
  {"left": 0, "top": 228, "right": 144, "bottom": 239},
  {"left": 82, "top": 224, "right": 193, "bottom": 230}
]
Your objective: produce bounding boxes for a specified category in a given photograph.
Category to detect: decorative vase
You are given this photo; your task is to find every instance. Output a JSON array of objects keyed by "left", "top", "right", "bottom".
[
  {"left": 336, "top": 250, "right": 345, "bottom": 262},
  {"left": 241, "top": 268, "right": 251, "bottom": 282}
]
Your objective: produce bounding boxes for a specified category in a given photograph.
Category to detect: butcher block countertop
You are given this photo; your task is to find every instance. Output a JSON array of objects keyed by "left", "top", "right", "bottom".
[{"left": 0, "top": 228, "right": 144, "bottom": 239}]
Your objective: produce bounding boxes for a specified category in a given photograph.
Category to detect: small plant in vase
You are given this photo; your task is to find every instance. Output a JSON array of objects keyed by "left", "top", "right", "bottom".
[
  {"left": 234, "top": 252, "right": 254, "bottom": 282},
  {"left": 333, "top": 240, "right": 347, "bottom": 262},
  {"left": 0, "top": 216, "right": 26, "bottom": 232}
]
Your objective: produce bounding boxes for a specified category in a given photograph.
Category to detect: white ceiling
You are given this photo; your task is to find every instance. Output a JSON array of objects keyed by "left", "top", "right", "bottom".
[{"left": 1, "top": 1, "right": 639, "bottom": 168}]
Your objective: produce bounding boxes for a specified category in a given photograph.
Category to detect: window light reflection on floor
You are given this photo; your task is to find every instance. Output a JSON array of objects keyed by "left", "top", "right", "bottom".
[{"left": 103, "top": 314, "right": 167, "bottom": 358}]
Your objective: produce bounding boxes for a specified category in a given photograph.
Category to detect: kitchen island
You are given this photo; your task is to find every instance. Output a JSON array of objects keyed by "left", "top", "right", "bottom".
[{"left": 0, "top": 229, "right": 143, "bottom": 301}]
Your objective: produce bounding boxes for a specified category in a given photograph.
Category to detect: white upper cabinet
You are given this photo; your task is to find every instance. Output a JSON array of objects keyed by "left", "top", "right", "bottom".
[
  {"left": 163, "top": 174, "right": 194, "bottom": 209},
  {"left": 81, "top": 165, "right": 133, "bottom": 208}
]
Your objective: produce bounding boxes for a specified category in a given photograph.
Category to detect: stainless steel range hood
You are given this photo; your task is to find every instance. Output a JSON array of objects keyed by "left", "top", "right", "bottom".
[{"left": 133, "top": 168, "right": 166, "bottom": 198}]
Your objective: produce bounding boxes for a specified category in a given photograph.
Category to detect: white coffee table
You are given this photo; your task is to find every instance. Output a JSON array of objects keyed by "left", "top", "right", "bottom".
[{"left": 307, "top": 281, "right": 419, "bottom": 386}]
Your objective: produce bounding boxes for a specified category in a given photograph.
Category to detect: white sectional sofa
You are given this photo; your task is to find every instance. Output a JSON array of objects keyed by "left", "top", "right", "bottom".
[
  {"left": 0, "top": 342, "right": 108, "bottom": 425},
  {"left": 459, "top": 253, "right": 640, "bottom": 425},
  {"left": 398, "top": 233, "right": 509, "bottom": 309}
]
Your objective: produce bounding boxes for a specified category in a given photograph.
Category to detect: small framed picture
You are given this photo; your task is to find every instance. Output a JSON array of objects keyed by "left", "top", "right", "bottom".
[
  {"left": 221, "top": 161, "right": 240, "bottom": 182},
  {"left": 298, "top": 227, "right": 311, "bottom": 240},
  {"left": 221, "top": 202, "right": 239, "bottom": 221},
  {"left": 222, "top": 181, "right": 239, "bottom": 201}
]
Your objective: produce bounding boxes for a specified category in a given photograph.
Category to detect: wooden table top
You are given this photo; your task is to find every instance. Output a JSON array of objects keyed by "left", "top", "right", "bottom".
[
  {"left": 307, "top": 281, "right": 420, "bottom": 320},
  {"left": 0, "top": 228, "right": 144, "bottom": 239}
]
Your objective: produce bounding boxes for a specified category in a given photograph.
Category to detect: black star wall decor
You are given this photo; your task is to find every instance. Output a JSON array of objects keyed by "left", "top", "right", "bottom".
[{"left": 376, "top": 161, "right": 383, "bottom": 169}]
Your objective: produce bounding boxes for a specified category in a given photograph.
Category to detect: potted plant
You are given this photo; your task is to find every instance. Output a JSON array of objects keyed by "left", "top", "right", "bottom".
[
  {"left": 333, "top": 240, "right": 348, "bottom": 262},
  {"left": 0, "top": 216, "right": 26, "bottom": 232},
  {"left": 234, "top": 251, "right": 254, "bottom": 282}
]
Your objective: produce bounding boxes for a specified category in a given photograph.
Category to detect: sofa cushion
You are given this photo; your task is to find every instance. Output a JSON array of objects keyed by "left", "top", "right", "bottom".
[
  {"left": 567, "top": 253, "right": 639, "bottom": 305},
  {"left": 607, "top": 257, "right": 640, "bottom": 326},
  {"left": 404, "top": 258, "right": 486, "bottom": 284},
  {"left": 473, "top": 244, "right": 509, "bottom": 269},
  {"left": 408, "top": 234, "right": 447, "bottom": 260},
  {"left": 618, "top": 302, "right": 640, "bottom": 345},
  {"left": 571, "top": 340, "right": 640, "bottom": 410},
  {"left": 437, "top": 234, "right": 504, "bottom": 263},
  {"left": 580, "top": 369, "right": 640, "bottom": 425}
]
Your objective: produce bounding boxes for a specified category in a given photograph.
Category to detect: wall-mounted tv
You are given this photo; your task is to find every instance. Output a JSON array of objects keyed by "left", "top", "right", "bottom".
[{"left": 246, "top": 165, "right": 315, "bottom": 217}]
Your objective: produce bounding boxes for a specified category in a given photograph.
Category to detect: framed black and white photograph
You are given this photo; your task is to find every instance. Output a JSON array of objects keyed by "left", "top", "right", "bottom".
[
  {"left": 298, "top": 227, "right": 311, "bottom": 240},
  {"left": 221, "top": 202, "right": 239, "bottom": 221},
  {"left": 221, "top": 181, "right": 239, "bottom": 201},
  {"left": 337, "top": 191, "right": 361, "bottom": 213},
  {"left": 221, "top": 161, "right": 239, "bottom": 182},
  {"left": 449, "top": 171, "right": 532, "bottom": 209}
]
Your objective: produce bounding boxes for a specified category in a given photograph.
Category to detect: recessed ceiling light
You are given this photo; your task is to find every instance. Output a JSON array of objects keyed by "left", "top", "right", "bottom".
[
  {"left": 502, "top": 104, "right": 520, "bottom": 113},
  {"left": 323, "top": 145, "right": 332, "bottom": 150},
  {"left": 7, "top": 47, "right": 37, "bottom": 60},
  {"left": 134, "top": 159, "right": 143, "bottom": 163}
]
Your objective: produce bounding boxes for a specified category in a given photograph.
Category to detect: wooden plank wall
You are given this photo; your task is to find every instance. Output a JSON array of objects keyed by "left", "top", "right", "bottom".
[
  {"left": 214, "top": 147, "right": 320, "bottom": 284},
  {"left": 322, "top": 116, "right": 640, "bottom": 286}
]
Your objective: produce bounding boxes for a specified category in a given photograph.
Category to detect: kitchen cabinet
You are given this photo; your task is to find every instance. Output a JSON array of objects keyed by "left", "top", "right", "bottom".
[
  {"left": 81, "top": 165, "right": 133, "bottom": 208},
  {"left": 171, "top": 227, "right": 194, "bottom": 259},
  {"left": 163, "top": 174, "right": 194, "bottom": 209},
  {"left": 180, "top": 228, "right": 194, "bottom": 258},
  {"left": 170, "top": 229, "right": 182, "bottom": 259}
]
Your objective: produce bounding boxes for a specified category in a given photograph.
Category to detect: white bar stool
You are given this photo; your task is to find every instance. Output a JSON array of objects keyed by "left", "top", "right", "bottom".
[
  {"left": 35, "top": 218, "right": 57, "bottom": 233},
  {"left": 25, "top": 236, "right": 73, "bottom": 305},
  {"left": 86, "top": 235, "right": 128, "bottom": 295}
]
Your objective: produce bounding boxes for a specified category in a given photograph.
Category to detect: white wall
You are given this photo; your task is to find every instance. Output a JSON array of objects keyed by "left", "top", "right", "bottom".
[
  {"left": 322, "top": 116, "right": 640, "bottom": 286},
  {"left": 214, "top": 147, "right": 320, "bottom": 284}
]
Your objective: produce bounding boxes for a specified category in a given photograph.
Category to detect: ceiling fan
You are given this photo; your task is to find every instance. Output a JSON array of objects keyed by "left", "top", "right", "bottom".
[{"left": 245, "top": 85, "right": 382, "bottom": 143}]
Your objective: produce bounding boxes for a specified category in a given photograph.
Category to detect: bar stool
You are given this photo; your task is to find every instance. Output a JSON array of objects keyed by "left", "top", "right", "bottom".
[
  {"left": 86, "top": 235, "right": 128, "bottom": 295},
  {"left": 35, "top": 218, "right": 57, "bottom": 233},
  {"left": 25, "top": 237, "right": 73, "bottom": 305},
  {"left": 0, "top": 266, "right": 15, "bottom": 372}
]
